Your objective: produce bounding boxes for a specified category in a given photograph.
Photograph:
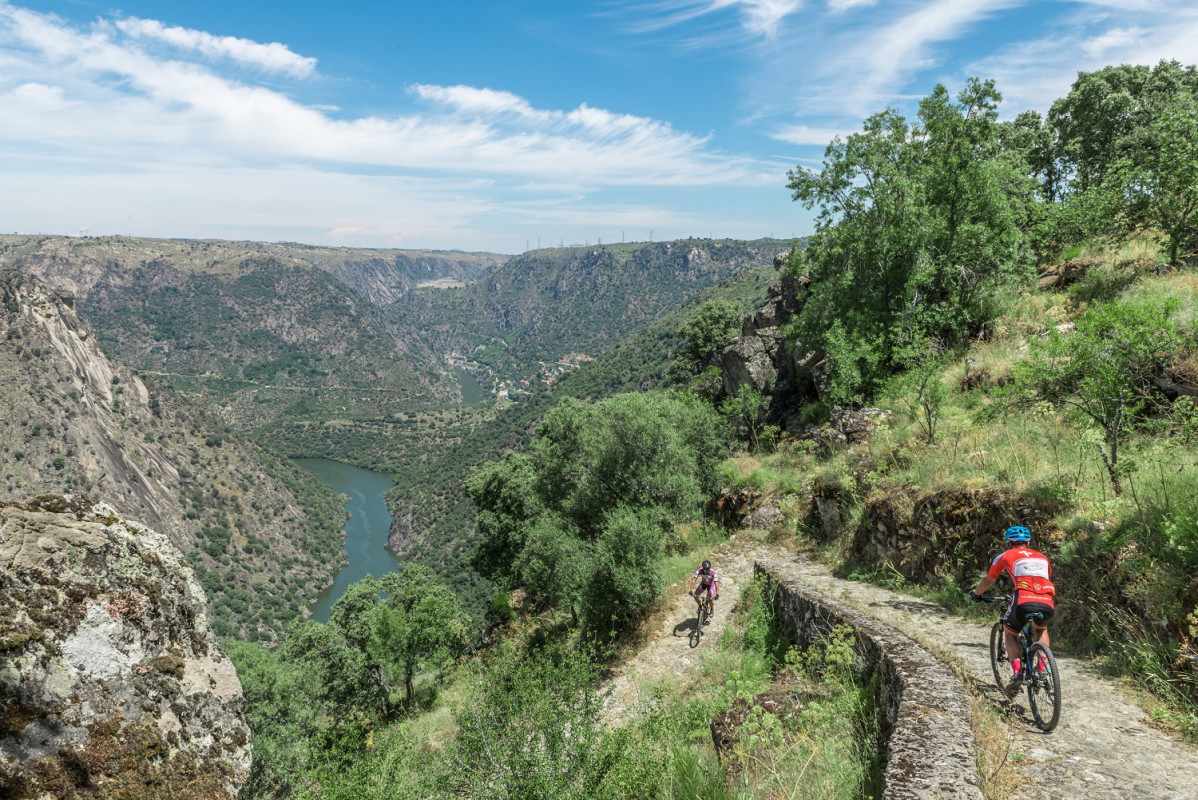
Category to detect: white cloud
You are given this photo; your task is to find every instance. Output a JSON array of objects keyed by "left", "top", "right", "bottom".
[
  {"left": 838, "top": 0, "right": 1024, "bottom": 115},
  {"left": 827, "top": 0, "right": 877, "bottom": 11},
  {"left": 968, "top": 1, "right": 1198, "bottom": 114},
  {"left": 625, "top": 0, "right": 802, "bottom": 40},
  {"left": 0, "top": 4, "right": 762, "bottom": 187},
  {"left": 113, "top": 17, "right": 317, "bottom": 77},
  {"left": 0, "top": 2, "right": 789, "bottom": 248},
  {"left": 770, "top": 122, "right": 854, "bottom": 144}
]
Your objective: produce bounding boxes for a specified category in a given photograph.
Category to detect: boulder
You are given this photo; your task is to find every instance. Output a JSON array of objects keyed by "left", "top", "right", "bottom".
[
  {"left": 719, "top": 331, "right": 781, "bottom": 396},
  {"left": 829, "top": 406, "right": 891, "bottom": 445},
  {"left": 741, "top": 502, "right": 783, "bottom": 531},
  {"left": 0, "top": 496, "right": 251, "bottom": 799}
]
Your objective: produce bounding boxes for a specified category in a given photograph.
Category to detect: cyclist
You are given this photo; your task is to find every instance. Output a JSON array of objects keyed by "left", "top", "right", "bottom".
[
  {"left": 969, "top": 525, "right": 1056, "bottom": 689},
  {"left": 689, "top": 560, "right": 719, "bottom": 611}
]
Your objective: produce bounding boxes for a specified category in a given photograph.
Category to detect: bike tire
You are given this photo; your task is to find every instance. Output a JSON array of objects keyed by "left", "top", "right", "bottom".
[
  {"left": 1026, "top": 642, "right": 1061, "bottom": 732},
  {"left": 689, "top": 602, "right": 705, "bottom": 648},
  {"left": 989, "top": 620, "right": 1008, "bottom": 692}
]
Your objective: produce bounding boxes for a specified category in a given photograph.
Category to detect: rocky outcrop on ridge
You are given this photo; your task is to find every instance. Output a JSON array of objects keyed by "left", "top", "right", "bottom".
[
  {"left": 0, "top": 495, "right": 251, "bottom": 798},
  {"left": 713, "top": 252, "right": 814, "bottom": 420}
]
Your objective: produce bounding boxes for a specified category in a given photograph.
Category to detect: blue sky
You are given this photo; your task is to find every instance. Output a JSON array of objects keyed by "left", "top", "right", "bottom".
[{"left": 2, "top": 1, "right": 1196, "bottom": 253}]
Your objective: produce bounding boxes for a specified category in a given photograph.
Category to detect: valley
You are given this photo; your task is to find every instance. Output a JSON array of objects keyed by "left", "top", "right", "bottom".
[{"left": 5, "top": 55, "right": 1198, "bottom": 800}]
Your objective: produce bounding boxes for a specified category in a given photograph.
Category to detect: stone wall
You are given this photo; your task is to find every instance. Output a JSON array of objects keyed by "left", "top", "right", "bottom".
[{"left": 755, "top": 558, "right": 982, "bottom": 800}]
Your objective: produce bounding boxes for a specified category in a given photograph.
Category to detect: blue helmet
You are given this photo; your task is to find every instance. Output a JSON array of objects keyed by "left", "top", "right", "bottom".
[{"left": 1004, "top": 525, "right": 1031, "bottom": 542}]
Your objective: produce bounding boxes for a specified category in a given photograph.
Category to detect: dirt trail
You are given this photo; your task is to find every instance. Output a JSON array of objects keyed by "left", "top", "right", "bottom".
[
  {"left": 606, "top": 541, "right": 1198, "bottom": 799},
  {"left": 604, "top": 538, "right": 762, "bottom": 722}
]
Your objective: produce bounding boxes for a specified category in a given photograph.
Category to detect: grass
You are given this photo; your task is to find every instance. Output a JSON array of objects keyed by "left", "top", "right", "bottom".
[{"left": 607, "top": 577, "right": 883, "bottom": 799}]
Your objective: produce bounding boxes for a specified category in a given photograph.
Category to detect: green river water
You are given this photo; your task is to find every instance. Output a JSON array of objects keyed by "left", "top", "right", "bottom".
[{"left": 295, "top": 367, "right": 485, "bottom": 620}]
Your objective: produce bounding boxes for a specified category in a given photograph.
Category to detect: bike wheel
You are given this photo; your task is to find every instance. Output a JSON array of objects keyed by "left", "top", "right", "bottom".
[
  {"left": 989, "top": 621, "right": 1008, "bottom": 692},
  {"left": 1026, "top": 642, "right": 1061, "bottom": 732},
  {"left": 689, "top": 603, "right": 705, "bottom": 648}
]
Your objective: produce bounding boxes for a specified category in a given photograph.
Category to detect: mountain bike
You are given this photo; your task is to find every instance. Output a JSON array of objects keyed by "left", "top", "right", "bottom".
[
  {"left": 688, "top": 590, "right": 713, "bottom": 648},
  {"left": 980, "top": 594, "right": 1062, "bottom": 732}
]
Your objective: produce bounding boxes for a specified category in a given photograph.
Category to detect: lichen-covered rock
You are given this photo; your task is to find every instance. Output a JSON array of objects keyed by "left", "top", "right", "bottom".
[{"left": 0, "top": 496, "right": 250, "bottom": 799}]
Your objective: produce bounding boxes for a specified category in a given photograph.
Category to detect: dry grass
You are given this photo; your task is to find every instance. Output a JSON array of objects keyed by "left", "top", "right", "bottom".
[{"left": 970, "top": 694, "right": 1022, "bottom": 800}]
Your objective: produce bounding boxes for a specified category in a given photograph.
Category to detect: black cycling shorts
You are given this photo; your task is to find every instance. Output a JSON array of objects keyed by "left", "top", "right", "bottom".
[{"left": 1004, "top": 601, "right": 1054, "bottom": 632}]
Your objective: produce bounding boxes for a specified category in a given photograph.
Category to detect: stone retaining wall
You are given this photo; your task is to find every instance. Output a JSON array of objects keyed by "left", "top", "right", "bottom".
[{"left": 755, "top": 558, "right": 982, "bottom": 800}]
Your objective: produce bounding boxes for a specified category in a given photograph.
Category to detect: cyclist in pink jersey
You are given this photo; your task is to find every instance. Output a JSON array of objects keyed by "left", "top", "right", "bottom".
[
  {"left": 689, "top": 560, "right": 719, "bottom": 604},
  {"left": 969, "top": 525, "right": 1056, "bottom": 687}
]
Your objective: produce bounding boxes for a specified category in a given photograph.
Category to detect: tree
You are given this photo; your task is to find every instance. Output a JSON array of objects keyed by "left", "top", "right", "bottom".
[
  {"left": 373, "top": 565, "right": 470, "bottom": 701},
  {"left": 668, "top": 299, "right": 742, "bottom": 383},
  {"left": 1008, "top": 298, "right": 1179, "bottom": 495},
  {"left": 1115, "top": 91, "right": 1198, "bottom": 264},
  {"left": 786, "top": 79, "right": 1033, "bottom": 401},
  {"left": 1049, "top": 60, "right": 1198, "bottom": 193},
  {"left": 720, "top": 383, "right": 767, "bottom": 450},
  {"left": 533, "top": 392, "right": 726, "bottom": 539},
  {"left": 466, "top": 451, "right": 543, "bottom": 584},
  {"left": 514, "top": 513, "right": 587, "bottom": 614},
  {"left": 582, "top": 506, "right": 665, "bottom": 636}
]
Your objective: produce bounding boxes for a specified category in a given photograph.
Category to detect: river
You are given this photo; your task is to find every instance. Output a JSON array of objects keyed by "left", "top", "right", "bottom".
[
  {"left": 293, "top": 458, "right": 398, "bottom": 623},
  {"left": 455, "top": 366, "right": 484, "bottom": 405}
]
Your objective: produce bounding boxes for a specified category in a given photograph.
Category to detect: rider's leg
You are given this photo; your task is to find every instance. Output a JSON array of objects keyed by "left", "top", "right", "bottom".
[
  {"left": 1004, "top": 625, "right": 1021, "bottom": 672},
  {"left": 1034, "top": 623, "right": 1050, "bottom": 647}
]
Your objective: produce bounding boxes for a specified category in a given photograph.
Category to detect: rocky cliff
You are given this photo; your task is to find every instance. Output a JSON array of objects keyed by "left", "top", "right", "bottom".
[
  {"left": 0, "top": 495, "right": 251, "bottom": 798},
  {"left": 0, "top": 270, "right": 345, "bottom": 639}
]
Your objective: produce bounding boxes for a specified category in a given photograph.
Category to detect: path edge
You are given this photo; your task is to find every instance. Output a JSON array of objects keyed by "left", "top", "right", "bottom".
[{"left": 755, "top": 557, "right": 983, "bottom": 800}]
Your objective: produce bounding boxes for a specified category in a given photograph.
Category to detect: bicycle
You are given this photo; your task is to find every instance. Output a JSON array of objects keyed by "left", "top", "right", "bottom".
[
  {"left": 979, "top": 594, "right": 1062, "bottom": 732},
  {"left": 688, "top": 589, "right": 713, "bottom": 648}
]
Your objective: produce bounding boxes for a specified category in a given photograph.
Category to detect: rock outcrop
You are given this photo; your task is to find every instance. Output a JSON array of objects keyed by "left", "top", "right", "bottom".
[
  {"left": 0, "top": 495, "right": 251, "bottom": 799},
  {"left": 714, "top": 251, "right": 814, "bottom": 420}
]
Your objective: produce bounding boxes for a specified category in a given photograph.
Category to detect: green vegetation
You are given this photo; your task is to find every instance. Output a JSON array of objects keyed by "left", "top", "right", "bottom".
[
  {"left": 389, "top": 238, "right": 787, "bottom": 387},
  {"left": 786, "top": 78, "right": 1034, "bottom": 403},
  {"left": 468, "top": 391, "right": 727, "bottom": 636},
  {"left": 723, "top": 258, "right": 1198, "bottom": 738},
  {"left": 231, "top": 559, "right": 881, "bottom": 799}
]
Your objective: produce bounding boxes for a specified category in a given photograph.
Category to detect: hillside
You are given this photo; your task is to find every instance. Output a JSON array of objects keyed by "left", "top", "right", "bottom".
[
  {"left": 389, "top": 238, "right": 789, "bottom": 386},
  {"left": 0, "top": 270, "right": 346, "bottom": 640},
  {"left": 0, "top": 234, "right": 500, "bottom": 427},
  {"left": 379, "top": 259, "right": 781, "bottom": 610}
]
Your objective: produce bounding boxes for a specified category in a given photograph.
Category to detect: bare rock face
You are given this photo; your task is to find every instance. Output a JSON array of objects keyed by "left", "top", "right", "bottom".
[
  {"left": 0, "top": 495, "right": 251, "bottom": 799},
  {"left": 716, "top": 253, "right": 815, "bottom": 416}
]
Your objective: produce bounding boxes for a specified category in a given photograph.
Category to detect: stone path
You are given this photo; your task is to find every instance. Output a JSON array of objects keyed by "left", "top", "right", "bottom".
[
  {"left": 605, "top": 541, "right": 1198, "bottom": 799},
  {"left": 773, "top": 549, "right": 1198, "bottom": 800}
]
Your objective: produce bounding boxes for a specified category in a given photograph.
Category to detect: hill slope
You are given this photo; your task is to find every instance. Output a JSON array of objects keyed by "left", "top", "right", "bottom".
[
  {"left": 0, "top": 270, "right": 345, "bottom": 640},
  {"left": 390, "top": 238, "right": 789, "bottom": 385},
  {"left": 0, "top": 234, "right": 485, "bottom": 426}
]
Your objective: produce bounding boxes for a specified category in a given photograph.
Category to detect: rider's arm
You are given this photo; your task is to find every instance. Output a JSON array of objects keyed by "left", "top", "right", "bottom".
[{"left": 972, "top": 574, "right": 997, "bottom": 597}]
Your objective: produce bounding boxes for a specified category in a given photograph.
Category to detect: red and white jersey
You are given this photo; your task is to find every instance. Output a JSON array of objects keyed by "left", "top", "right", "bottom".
[
  {"left": 694, "top": 568, "right": 718, "bottom": 588},
  {"left": 988, "top": 546, "right": 1055, "bottom": 608}
]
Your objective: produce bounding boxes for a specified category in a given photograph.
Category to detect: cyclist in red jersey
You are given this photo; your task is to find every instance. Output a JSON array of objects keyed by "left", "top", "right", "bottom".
[{"left": 969, "top": 525, "right": 1056, "bottom": 687}]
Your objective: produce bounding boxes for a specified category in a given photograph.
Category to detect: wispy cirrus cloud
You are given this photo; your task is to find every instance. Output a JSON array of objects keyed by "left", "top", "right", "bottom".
[
  {"left": 623, "top": 0, "right": 802, "bottom": 40},
  {"left": 113, "top": 17, "right": 317, "bottom": 77},
  {"left": 0, "top": 3, "right": 764, "bottom": 183},
  {"left": 969, "top": 1, "right": 1198, "bottom": 113}
]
